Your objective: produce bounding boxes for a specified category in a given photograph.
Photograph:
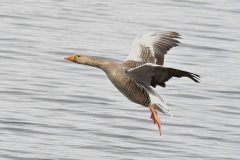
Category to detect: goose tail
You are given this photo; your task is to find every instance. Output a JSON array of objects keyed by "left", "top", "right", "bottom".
[{"left": 145, "top": 86, "right": 173, "bottom": 117}]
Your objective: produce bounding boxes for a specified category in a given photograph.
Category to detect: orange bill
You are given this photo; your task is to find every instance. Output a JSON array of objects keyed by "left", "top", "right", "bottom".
[{"left": 64, "top": 55, "right": 76, "bottom": 61}]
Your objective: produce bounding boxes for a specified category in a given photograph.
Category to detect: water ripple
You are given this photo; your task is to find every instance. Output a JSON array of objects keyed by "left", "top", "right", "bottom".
[{"left": 1, "top": 0, "right": 239, "bottom": 160}]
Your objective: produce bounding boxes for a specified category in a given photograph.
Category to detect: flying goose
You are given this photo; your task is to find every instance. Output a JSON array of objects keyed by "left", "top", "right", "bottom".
[{"left": 65, "top": 31, "right": 200, "bottom": 135}]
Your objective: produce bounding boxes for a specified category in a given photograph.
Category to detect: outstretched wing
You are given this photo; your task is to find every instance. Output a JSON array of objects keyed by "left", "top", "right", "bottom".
[
  {"left": 127, "top": 63, "right": 200, "bottom": 88},
  {"left": 126, "top": 32, "right": 181, "bottom": 65}
]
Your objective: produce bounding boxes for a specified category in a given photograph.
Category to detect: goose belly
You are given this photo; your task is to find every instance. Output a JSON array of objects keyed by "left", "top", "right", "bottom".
[{"left": 107, "top": 71, "right": 150, "bottom": 107}]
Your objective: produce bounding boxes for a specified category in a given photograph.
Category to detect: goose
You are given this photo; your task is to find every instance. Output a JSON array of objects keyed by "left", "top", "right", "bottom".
[{"left": 65, "top": 31, "right": 200, "bottom": 135}]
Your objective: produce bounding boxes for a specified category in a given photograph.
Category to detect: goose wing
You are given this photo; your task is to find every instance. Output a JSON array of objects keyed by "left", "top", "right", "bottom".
[
  {"left": 127, "top": 63, "right": 200, "bottom": 88},
  {"left": 126, "top": 32, "right": 181, "bottom": 65}
]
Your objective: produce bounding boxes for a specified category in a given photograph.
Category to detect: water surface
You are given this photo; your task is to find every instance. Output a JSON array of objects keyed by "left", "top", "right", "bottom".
[{"left": 0, "top": 0, "right": 240, "bottom": 159}]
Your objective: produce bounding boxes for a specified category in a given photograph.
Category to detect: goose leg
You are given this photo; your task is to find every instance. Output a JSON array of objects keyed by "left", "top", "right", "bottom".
[{"left": 149, "top": 104, "right": 162, "bottom": 135}]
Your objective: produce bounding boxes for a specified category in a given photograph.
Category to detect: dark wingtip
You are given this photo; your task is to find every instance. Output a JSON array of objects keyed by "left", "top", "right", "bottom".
[
  {"left": 171, "top": 32, "right": 182, "bottom": 39},
  {"left": 190, "top": 73, "right": 201, "bottom": 83}
]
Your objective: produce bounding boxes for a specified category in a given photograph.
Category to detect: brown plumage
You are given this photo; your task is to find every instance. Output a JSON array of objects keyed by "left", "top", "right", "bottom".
[{"left": 65, "top": 31, "right": 200, "bottom": 135}]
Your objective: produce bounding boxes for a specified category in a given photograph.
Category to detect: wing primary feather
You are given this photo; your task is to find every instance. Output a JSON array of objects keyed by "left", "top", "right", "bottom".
[
  {"left": 127, "top": 31, "right": 182, "bottom": 65},
  {"left": 164, "top": 67, "right": 200, "bottom": 83}
]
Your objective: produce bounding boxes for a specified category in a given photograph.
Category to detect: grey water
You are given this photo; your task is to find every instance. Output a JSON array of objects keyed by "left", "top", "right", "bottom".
[{"left": 0, "top": 0, "right": 240, "bottom": 160}]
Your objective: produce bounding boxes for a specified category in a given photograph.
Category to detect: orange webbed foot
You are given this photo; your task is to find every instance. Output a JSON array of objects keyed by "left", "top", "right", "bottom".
[{"left": 149, "top": 105, "right": 162, "bottom": 136}]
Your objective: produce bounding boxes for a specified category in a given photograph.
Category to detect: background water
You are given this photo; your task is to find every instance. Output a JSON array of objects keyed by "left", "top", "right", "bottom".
[{"left": 0, "top": 0, "right": 240, "bottom": 160}]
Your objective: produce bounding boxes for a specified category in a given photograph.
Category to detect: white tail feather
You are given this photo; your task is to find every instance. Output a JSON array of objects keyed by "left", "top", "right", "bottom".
[{"left": 145, "top": 86, "right": 173, "bottom": 117}]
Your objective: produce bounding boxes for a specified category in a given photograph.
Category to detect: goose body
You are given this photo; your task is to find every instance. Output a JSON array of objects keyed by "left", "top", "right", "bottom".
[
  {"left": 65, "top": 31, "right": 200, "bottom": 135},
  {"left": 105, "top": 62, "right": 151, "bottom": 107}
]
